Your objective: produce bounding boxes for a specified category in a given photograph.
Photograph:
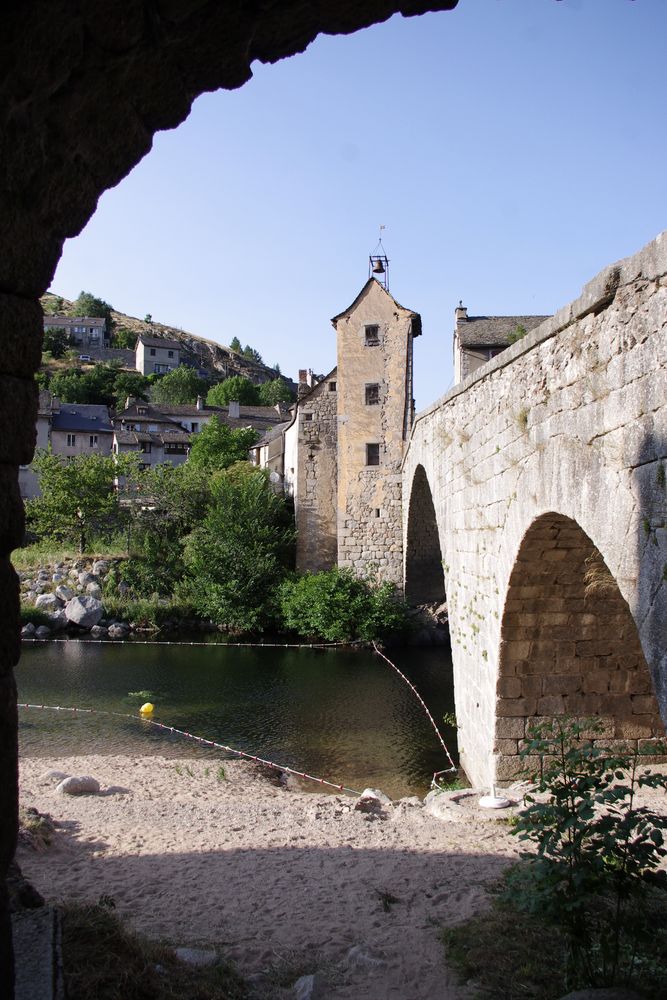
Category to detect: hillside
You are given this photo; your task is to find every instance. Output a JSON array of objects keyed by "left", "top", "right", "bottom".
[{"left": 41, "top": 292, "right": 292, "bottom": 388}]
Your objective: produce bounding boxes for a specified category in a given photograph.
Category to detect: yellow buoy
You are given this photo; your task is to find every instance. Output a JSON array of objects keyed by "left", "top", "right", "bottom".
[{"left": 139, "top": 703, "right": 154, "bottom": 715}]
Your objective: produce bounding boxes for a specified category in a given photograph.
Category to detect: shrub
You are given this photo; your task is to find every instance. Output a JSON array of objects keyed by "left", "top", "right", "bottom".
[
  {"left": 506, "top": 717, "right": 667, "bottom": 992},
  {"left": 278, "top": 567, "right": 411, "bottom": 642}
]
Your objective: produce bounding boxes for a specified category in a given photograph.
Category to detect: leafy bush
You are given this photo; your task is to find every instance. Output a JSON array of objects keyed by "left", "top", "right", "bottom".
[
  {"left": 183, "top": 466, "right": 295, "bottom": 633},
  {"left": 278, "top": 567, "right": 411, "bottom": 642},
  {"left": 206, "top": 376, "right": 260, "bottom": 406},
  {"left": 187, "top": 417, "right": 257, "bottom": 472},
  {"left": 21, "top": 605, "right": 52, "bottom": 627},
  {"left": 506, "top": 717, "right": 667, "bottom": 992}
]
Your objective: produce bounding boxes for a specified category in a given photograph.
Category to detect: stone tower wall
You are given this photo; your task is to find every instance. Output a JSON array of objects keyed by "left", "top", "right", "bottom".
[{"left": 294, "top": 377, "right": 338, "bottom": 572}]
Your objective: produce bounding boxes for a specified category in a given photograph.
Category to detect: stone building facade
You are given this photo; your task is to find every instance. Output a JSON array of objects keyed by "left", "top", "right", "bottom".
[{"left": 254, "top": 277, "right": 421, "bottom": 583}]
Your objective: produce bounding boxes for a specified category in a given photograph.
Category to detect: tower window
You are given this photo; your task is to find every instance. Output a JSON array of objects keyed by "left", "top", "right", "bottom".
[
  {"left": 329, "top": 381, "right": 337, "bottom": 391},
  {"left": 365, "top": 383, "right": 380, "bottom": 405},
  {"left": 364, "top": 325, "right": 380, "bottom": 346},
  {"left": 366, "top": 443, "right": 380, "bottom": 466},
  {"left": 303, "top": 412, "right": 313, "bottom": 421}
]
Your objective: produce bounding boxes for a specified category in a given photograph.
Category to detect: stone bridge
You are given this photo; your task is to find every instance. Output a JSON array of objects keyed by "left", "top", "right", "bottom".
[{"left": 402, "top": 233, "right": 667, "bottom": 788}]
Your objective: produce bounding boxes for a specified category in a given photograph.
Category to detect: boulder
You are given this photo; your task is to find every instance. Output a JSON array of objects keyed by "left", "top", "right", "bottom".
[
  {"left": 21, "top": 623, "right": 36, "bottom": 638},
  {"left": 86, "top": 582, "right": 102, "bottom": 599},
  {"left": 92, "top": 560, "right": 110, "bottom": 576},
  {"left": 37, "top": 570, "right": 50, "bottom": 581},
  {"left": 90, "top": 625, "right": 108, "bottom": 638},
  {"left": 55, "top": 584, "right": 75, "bottom": 602},
  {"left": 78, "top": 571, "right": 98, "bottom": 586},
  {"left": 107, "top": 623, "right": 130, "bottom": 639},
  {"left": 48, "top": 610, "right": 68, "bottom": 631},
  {"left": 55, "top": 775, "right": 100, "bottom": 795},
  {"left": 65, "top": 596, "right": 104, "bottom": 628},
  {"left": 354, "top": 788, "right": 392, "bottom": 814},
  {"left": 34, "top": 626, "right": 51, "bottom": 639},
  {"left": 294, "top": 974, "right": 325, "bottom": 1000},
  {"left": 174, "top": 947, "right": 218, "bottom": 967},
  {"left": 35, "top": 593, "right": 61, "bottom": 613},
  {"left": 51, "top": 573, "right": 65, "bottom": 583}
]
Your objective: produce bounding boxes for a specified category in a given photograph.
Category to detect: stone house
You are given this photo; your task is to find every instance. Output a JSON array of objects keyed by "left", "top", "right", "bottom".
[
  {"left": 135, "top": 335, "right": 182, "bottom": 375},
  {"left": 18, "top": 393, "right": 114, "bottom": 498},
  {"left": 453, "top": 304, "right": 549, "bottom": 383},
  {"left": 43, "top": 314, "right": 108, "bottom": 348},
  {"left": 252, "top": 277, "right": 421, "bottom": 584}
]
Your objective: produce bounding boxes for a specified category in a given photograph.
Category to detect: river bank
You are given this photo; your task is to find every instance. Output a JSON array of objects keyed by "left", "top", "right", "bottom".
[{"left": 17, "top": 752, "right": 520, "bottom": 999}]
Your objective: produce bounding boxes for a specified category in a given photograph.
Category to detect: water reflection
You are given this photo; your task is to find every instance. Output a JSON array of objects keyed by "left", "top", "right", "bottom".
[{"left": 17, "top": 640, "right": 456, "bottom": 799}]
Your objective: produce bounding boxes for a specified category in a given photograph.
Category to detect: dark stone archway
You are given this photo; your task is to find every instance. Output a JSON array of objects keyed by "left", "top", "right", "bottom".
[
  {"left": 405, "top": 464, "right": 446, "bottom": 604},
  {"left": 2, "top": 2, "right": 461, "bottom": 988},
  {"left": 494, "top": 512, "right": 665, "bottom": 782}
]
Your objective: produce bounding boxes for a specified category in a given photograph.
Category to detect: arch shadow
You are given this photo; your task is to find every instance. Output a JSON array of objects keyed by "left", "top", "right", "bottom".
[
  {"left": 404, "top": 465, "right": 446, "bottom": 606},
  {"left": 493, "top": 511, "right": 666, "bottom": 783}
]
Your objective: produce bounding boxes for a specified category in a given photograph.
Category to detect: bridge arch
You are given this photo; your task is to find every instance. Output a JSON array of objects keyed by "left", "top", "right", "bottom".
[
  {"left": 493, "top": 511, "right": 665, "bottom": 782},
  {"left": 404, "top": 464, "right": 446, "bottom": 605}
]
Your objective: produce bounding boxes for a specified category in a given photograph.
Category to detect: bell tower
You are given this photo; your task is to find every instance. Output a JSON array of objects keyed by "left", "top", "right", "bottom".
[{"left": 331, "top": 247, "right": 421, "bottom": 587}]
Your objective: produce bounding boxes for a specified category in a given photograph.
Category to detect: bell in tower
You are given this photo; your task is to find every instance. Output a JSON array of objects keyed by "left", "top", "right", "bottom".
[{"left": 368, "top": 226, "right": 389, "bottom": 289}]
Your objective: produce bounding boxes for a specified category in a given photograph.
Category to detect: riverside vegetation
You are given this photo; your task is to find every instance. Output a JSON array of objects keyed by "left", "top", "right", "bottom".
[
  {"left": 443, "top": 718, "right": 667, "bottom": 999},
  {"left": 21, "top": 450, "right": 411, "bottom": 642}
]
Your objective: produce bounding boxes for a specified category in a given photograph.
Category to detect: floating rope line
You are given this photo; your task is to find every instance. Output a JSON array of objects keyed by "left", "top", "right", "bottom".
[
  {"left": 372, "top": 642, "right": 457, "bottom": 782},
  {"left": 17, "top": 702, "right": 362, "bottom": 797},
  {"left": 22, "top": 638, "right": 367, "bottom": 649}
]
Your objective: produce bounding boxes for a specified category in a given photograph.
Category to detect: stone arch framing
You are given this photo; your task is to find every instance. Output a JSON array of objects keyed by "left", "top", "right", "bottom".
[
  {"left": 494, "top": 512, "right": 665, "bottom": 782},
  {"left": 404, "top": 464, "right": 446, "bottom": 605}
]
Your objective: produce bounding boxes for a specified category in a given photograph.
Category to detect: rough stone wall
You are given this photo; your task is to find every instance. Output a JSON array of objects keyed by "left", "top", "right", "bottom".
[
  {"left": 336, "top": 281, "right": 415, "bottom": 586},
  {"left": 3, "top": 2, "right": 462, "bottom": 988},
  {"left": 295, "top": 378, "right": 338, "bottom": 572},
  {"left": 403, "top": 232, "right": 667, "bottom": 789}
]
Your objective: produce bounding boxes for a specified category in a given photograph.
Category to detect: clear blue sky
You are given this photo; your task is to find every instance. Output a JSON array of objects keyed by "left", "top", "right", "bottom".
[{"left": 51, "top": 0, "right": 667, "bottom": 408}]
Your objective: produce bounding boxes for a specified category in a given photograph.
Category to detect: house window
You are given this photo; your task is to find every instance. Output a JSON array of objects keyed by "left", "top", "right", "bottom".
[
  {"left": 329, "top": 381, "right": 337, "bottom": 392},
  {"left": 89, "top": 435, "right": 98, "bottom": 447},
  {"left": 148, "top": 423, "right": 158, "bottom": 432},
  {"left": 303, "top": 413, "right": 313, "bottom": 422},
  {"left": 150, "top": 348, "right": 156, "bottom": 356},
  {"left": 137, "top": 406, "right": 148, "bottom": 416},
  {"left": 168, "top": 350, "right": 174, "bottom": 358},
  {"left": 191, "top": 422, "right": 199, "bottom": 433},
  {"left": 374, "top": 508, "right": 381, "bottom": 518},
  {"left": 364, "top": 324, "right": 380, "bottom": 346},
  {"left": 66, "top": 434, "right": 76, "bottom": 447},
  {"left": 365, "top": 383, "right": 380, "bottom": 405},
  {"left": 165, "top": 443, "right": 187, "bottom": 454},
  {"left": 366, "top": 443, "right": 380, "bottom": 466},
  {"left": 141, "top": 442, "right": 152, "bottom": 454}
]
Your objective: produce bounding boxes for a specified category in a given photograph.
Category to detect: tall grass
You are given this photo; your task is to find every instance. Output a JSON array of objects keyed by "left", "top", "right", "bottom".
[{"left": 12, "top": 533, "right": 128, "bottom": 571}]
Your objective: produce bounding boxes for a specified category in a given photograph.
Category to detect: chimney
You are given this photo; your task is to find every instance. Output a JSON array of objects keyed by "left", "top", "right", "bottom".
[
  {"left": 455, "top": 301, "right": 468, "bottom": 323},
  {"left": 229, "top": 400, "right": 240, "bottom": 419},
  {"left": 196, "top": 395, "right": 204, "bottom": 411},
  {"left": 298, "top": 369, "right": 308, "bottom": 384}
]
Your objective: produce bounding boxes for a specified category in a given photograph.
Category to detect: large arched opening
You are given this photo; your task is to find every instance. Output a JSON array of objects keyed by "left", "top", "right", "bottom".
[
  {"left": 404, "top": 464, "right": 446, "bottom": 605},
  {"left": 494, "top": 512, "right": 665, "bottom": 782}
]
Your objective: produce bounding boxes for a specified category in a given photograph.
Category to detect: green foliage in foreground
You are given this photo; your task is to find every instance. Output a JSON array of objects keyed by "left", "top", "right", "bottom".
[
  {"left": 278, "top": 567, "right": 411, "bottom": 642},
  {"left": 505, "top": 718, "right": 667, "bottom": 993},
  {"left": 183, "top": 466, "right": 295, "bottom": 632},
  {"left": 61, "top": 901, "right": 248, "bottom": 1000}
]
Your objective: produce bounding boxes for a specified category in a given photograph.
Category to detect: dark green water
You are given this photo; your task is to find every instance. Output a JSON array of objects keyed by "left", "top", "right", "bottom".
[{"left": 16, "top": 640, "right": 456, "bottom": 798}]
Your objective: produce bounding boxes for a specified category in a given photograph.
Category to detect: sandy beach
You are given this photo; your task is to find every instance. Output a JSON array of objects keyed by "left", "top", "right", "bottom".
[{"left": 17, "top": 753, "right": 523, "bottom": 999}]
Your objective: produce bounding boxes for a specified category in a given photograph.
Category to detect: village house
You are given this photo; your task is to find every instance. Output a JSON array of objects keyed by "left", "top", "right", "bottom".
[
  {"left": 135, "top": 335, "right": 182, "bottom": 375},
  {"left": 453, "top": 304, "right": 549, "bottom": 383},
  {"left": 43, "top": 314, "right": 108, "bottom": 349}
]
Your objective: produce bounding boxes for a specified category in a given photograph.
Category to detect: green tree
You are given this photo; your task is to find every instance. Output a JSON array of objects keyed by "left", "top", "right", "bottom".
[
  {"left": 112, "top": 371, "right": 150, "bottom": 408},
  {"left": 229, "top": 336, "right": 242, "bottom": 353},
  {"left": 242, "top": 344, "right": 263, "bottom": 364},
  {"left": 113, "top": 327, "right": 137, "bottom": 350},
  {"left": 206, "top": 376, "right": 260, "bottom": 406},
  {"left": 188, "top": 416, "right": 257, "bottom": 472},
  {"left": 26, "top": 450, "right": 136, "bottom": 552},
  {"left": 278, "top": 568, "right": 410, "bottom": 641},
  {"left": 257, "top": 379, "right": 294, "bottom": 406},
  {"left": 73, "top": 291, "right": 113, "bottom": 325},
  {"left": 49, "top": 363, "right": 128, "bottom": 406},
  {"left": 149, "top": 366, "right": 207, "bottom": 405},
  {"left": 144, "top": 314, "right": 152, "bottom": 323},
  {"left": 42, "top": 327, "right": 70, "bottom": 359},
  {"left": 183, "top": 467, "right": 295, "bottom": 631}
]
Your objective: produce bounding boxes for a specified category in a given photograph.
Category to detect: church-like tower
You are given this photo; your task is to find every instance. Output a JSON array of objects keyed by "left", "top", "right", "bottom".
[{"left": 332, "top": 276, "right": 421, "bottom": 587}]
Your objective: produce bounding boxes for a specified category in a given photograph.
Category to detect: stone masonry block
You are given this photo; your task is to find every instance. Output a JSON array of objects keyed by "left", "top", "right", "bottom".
[
  {"left": 497, "top": 697, "right": 536, "bottom": 717},
  {"left": 494, "top": 716, "right": 526, "bottom": 739},
  {"left": 0, "top": 294, "right": 44, "bottom": 377},
  {"left": 614, "top": 717, "right": 661, "bottom": 739},
  {"left": 631, "top": 695, "right": 660, "bottom": 714},
  {"left": 493, "top": 739, "right": 519, "bottom": 755},
  {"left": 497, "top": 677, "right": 522, "bottom": 699},
  {"left": 542, "top": 674, "right": 582, "bottom": 695}
]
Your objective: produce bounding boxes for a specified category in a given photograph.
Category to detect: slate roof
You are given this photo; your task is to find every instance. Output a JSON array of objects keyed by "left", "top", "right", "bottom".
[
  {"left": 51, "top": 404, "right": 113, "bottom": 433},
  {"left": 115, "top": 430, "right": 191, "bottom": 446},
  {"left": 457, "top": 315, "right": 549, "bottom": 347},
  {"left": 137, "top": 335, "right": 183, "bottom": 351}
]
